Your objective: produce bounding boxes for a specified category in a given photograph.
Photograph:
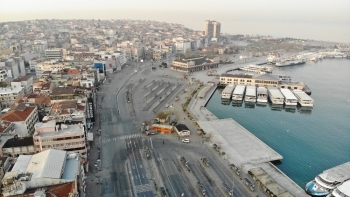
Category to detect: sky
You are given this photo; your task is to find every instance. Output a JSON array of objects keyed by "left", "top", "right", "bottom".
[{"left": 1, "top": 0, "right": 350, "bottom": 42}]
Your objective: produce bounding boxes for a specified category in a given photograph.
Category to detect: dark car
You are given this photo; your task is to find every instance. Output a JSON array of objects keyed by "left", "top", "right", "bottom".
[{"left": 160, "top": 187, "right": 167, "bottom": 197}]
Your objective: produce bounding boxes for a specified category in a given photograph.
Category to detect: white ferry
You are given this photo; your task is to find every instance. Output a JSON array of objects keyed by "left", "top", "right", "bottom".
[
  {"left": 239, "top": 65, "right": 273, "bottom": 74},
  {"left": 244, "top": 86, "right": 256, "bottom": 103},
  {"left": 267, "top": 87, "right": 284, "bottom": 105},
  {"left": 275, "top": 59, "right": 306, "bottom": 67},
  {"left": 326, "top": 180, "right": 350, "bottom": 197},
  {"left": 306, "top": 162, "right": 350, "bottom": 196},
  {"left": 280, "top": 88, "right": 298, "bottom": 106},
  {"left": 232, "top": 85, "right": 246, "bottom": 101},
  {"left": 293, "top": 90, "right": 314, "bottom": 107},
  {"left": 266, "top": 52, "right": 280, "bottom": 64},
  {"left": 222, "top": 84, "right": 235, "bottom": 100},
  {"left": 257, "top": 87, "right": 268, "bottom": 103}
]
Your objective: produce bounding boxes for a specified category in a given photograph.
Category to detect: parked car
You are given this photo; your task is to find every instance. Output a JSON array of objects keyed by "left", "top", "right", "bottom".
[
  {"left": 170, "top": 120, "right": 178, "bottom": 125},
  {"left": 182, "top": 139, "right": 190, "bottom": 143}
]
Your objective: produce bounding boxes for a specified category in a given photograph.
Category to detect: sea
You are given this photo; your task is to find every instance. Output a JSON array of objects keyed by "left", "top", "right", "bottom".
[{"left": 205, "top": 58, "right": 350, "bottom": 188}]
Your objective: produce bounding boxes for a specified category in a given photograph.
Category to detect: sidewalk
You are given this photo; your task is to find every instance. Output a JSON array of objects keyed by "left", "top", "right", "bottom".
[{"left": 85, "top": 89, "right": 104, "bottom": 197}]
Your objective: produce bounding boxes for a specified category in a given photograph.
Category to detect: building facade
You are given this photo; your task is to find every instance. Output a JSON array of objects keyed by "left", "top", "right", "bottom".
[
  {"left": 220, "top": 74, "right": 306, "bottom": 90},
  {"left": 0, "top": 87, "right": 24, "bottom": 109},
  {"left": 0, "top": 104, "right": 39, "bottom": 136},
  {"left": 205, "top": 20, "right": 221, "bottom": 41},
  {"left": 45, "top": 48, "right": 66, "bottom": 60},
  {"left": 10, "top": 76, "right": 33, "bottom": 94},
  {"left": 33, "top": 121, "right": 87, "bottom": 156}
]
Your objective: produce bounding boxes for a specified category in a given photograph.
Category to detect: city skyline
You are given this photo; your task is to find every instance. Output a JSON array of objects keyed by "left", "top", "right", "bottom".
[{"left": 1, "top": 0, "right": 350, "bottom": 42}]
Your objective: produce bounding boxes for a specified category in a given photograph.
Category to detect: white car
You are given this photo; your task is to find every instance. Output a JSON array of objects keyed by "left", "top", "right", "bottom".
[{"left": 182, "top": 139, "right": 190, "bottom": 143}]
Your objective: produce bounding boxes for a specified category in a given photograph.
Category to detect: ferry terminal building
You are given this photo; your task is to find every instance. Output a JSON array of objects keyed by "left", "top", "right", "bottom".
[{"left": 220, "top": 74, "right": 306, "bottom": 90}]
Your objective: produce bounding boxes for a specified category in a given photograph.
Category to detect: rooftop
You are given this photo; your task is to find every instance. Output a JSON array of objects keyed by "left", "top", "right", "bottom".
[
  {"left": 12, "top": 75, "right": 33, "bottom": 82},
  {"left": 0, "top": 86, "right": 23, "bottom": 94},
  {"left": 34, "top": 122, "right": 84, "bottom": 138},
  {"left": 197, "top": 118, "right": 282, "bottom": 167},
  {"left": 0, "top": 105, "right": 36, "bottom": 122},
  {"left": 2, "top": 136, "right": 33, "bottom": 148},
  {"left": 11, "top": 149, "right": 66, "bottom": 179}
]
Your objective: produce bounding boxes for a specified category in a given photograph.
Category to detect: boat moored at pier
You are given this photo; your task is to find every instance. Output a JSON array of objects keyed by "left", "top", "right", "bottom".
[
  {"left": 257, "top": 87, "right": 268, "bottom": 103},
  {"left": 221, "top": 84, "right": 235, "bottom": 100},
  {"left": 293, "top": 90, "right": 314, "bottom": 107},
  {"left": 280, "top": 88, "right": 298, "bottom": 106},
  {"left": 305, "top": 162, "right": 350, "bottom": 196},
  {"left": 326, "top": 180, "right": 350, "bottom": 197},
  {"left": 245, "top": 86, "right": 257, "bottom": 103},
  {"left": 232, "top": 85, "right": 246, "bottom": 101},
  {"left": 267, "top": 87, "right": 284, "bottom": 105}
]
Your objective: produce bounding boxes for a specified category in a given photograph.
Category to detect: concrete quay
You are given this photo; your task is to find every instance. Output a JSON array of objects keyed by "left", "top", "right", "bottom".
[{"left": 186, "top": 82, "right": 309, "bottom": 197}]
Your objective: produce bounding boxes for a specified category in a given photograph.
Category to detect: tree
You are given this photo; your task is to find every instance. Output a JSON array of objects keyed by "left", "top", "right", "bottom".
[{"left": 156, "top": 111, "right": 170, "bottom": 120}]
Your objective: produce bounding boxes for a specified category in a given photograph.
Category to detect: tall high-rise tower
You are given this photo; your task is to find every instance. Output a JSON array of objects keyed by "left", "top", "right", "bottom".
[{"left": 205, "top": 20, "right": 221, "bottom": 41}]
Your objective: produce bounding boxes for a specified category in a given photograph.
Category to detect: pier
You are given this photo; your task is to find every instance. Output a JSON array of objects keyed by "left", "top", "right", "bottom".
[{"left": 188, "top": 83, "right": 309, "bottom": 197}]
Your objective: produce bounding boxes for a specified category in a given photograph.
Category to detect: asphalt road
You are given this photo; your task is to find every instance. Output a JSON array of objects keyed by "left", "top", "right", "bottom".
[{"left": 87, "top": 60, "right": 268, "bottom": 197}]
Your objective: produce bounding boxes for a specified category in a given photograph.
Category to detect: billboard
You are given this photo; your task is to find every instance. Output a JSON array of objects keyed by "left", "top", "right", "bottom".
[
  {"left": 86, "top": 97, "right": 95, "bottom": 122},
  {"left": 93, "top": 62, "right": 104, "bottom": 73}
]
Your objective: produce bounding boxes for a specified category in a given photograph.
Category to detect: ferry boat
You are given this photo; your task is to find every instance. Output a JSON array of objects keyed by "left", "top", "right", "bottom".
[
  {"left": 280, "top": 88, "right": 298, "bottom": 106},
  {"left": 257, "top": 87, "right": 268, "bottom": 103},
  {"left": 293, "top": 90, "right": 314, "bottom": 107},
  {"left": 267, "top": 87, "right": 284, "bottom": 105},
  {"left": 244, "top": 86, "right": 256, "bottom": 103},
  {"left": 305, "top": 162, "right": 350, "bottom": 196},
  {"left": 221, "top": 84, "right": 235, "bottom": 100},
  {"left": 275, "top": 59, "right": 306, "bottom": 67},
  {"left": 232, "top": 85, "right": 246, "bottom": 101},
  {"left": 266, "top": 52, "right": 280, "bottom": 64},
  {"left": 326, "top": 180, "right": 350, "bottom": 197},
  {"left": 239, "top": 65, "right": 273, "bottom": 74}
]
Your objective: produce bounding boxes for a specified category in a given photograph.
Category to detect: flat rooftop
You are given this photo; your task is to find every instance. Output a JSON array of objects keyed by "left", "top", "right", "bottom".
[
  {"left": 197, "top": 118, "right": 282, "bottom": 167},
  {"left": 255, "top": 162, "right": 309, "bottom": 197}
]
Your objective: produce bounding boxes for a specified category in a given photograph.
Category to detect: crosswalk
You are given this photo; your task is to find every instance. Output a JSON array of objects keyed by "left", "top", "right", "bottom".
[
  {"left": 135, "top": 184, "right": 153, "bottom": 193},
  {"left": 101, "top": 134, "right": 141, "bottom": 143}
]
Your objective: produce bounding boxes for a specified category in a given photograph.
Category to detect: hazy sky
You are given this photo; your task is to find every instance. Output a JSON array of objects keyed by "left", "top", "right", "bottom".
[{"left": 1, "top": 0, "right": 350, "bottom": 42}]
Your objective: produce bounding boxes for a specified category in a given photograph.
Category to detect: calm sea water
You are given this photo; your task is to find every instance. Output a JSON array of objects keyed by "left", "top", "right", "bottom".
[{"left": 206, "top": 58, "right": 350, "bottom": 188}]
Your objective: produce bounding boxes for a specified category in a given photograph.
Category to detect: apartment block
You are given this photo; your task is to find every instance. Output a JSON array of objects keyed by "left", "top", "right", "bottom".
[
  {"left": 0, "top": 86, "right": 24, "bottom": 109},
  {"left": 0, "top": 104, "right": 38, "bottom": 136},
  {"left": 33, "top": 121, "right": 87, "bottom": 156},
  {"left": 1, "top": 136, "right": 35, "bottom": 157},
  {"left": 45, "top": 48, "right": 66, "bottom": 60},
  {"left": 10, "top": 76, "right": 33, "bottom": 94}
]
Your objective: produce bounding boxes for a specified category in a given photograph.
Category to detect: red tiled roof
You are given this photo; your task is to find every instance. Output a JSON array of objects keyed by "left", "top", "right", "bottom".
[
  {"left": 12, "top": 181, "right": 76, "bottom": 197},
  {"left": 68, "top": 69, "right": 80, "bottom": 75},
  {"left": 42, "top": 83, "right": 51, "bottom": 90},
  {"left": 12, "top": 76, "right": 32, "bottom": 82},
  {"left": 0, "top": 105, "right": 36, "bottom": 122}
]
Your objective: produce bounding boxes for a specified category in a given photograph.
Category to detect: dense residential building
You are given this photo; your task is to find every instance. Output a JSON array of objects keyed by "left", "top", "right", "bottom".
[
  {"left": 10, "top": 76, "right": 33, "bottom": 94},
  {"left": 45, "top": 48, "right": 66, "bottom": 60},
  {"left": 33, "top": 121, "right": 87, "bottom": 156},
  {"left": 1, "top": 136, "right": 35, "bottom": 157},
  {"left": 0, "top": 86, "right": 24, "bottom": 109},
  {"left": 0, "top": 104, "right": 39, "bottom": 136},
  {"left": 1, "top": 149, "right": 82, "bottom": 197},
  {"left": 32, "top": 81, "right": 55, "bottom": 95},
  {"left": 32, "top": 40, "right": 48, "bottom": 53},
  {"left": 0, "top": 68, "right": 8, "bottom": 82}
]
